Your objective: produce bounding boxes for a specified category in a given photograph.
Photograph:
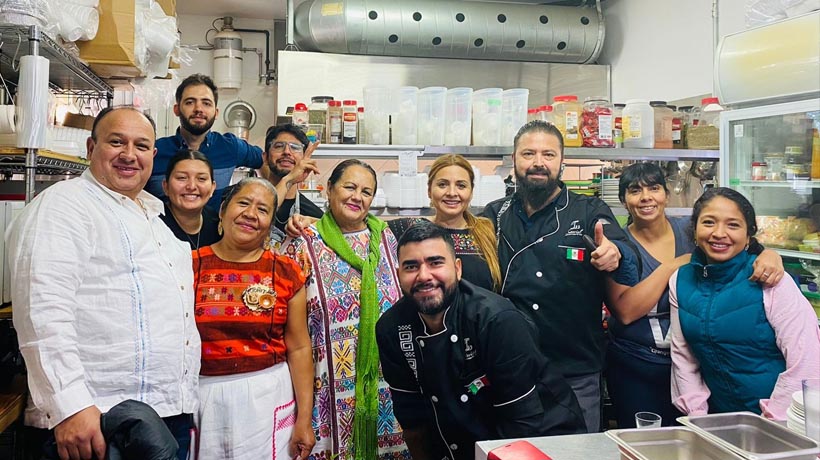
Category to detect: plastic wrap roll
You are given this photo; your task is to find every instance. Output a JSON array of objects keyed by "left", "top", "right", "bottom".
[{"left": 16, "top": 55, "right": 50, "bottom": 149}]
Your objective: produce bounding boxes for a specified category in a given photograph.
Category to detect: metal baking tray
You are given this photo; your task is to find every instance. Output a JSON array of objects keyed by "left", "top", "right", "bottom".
[
  {"left": 606, "top": 427, "right": 745, "bottom": 460},
  {"left": 678, "top": 412, "right": 820, "bottom": 460}
]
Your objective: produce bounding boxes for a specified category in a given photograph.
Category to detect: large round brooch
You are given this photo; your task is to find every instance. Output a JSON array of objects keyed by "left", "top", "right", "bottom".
[{"left": 242, "top": 283, "right": 277, "bottom": 312}]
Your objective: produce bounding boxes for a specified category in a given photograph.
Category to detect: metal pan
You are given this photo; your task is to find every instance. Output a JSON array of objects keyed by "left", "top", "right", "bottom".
[
  {"left": 606, "top": 427, "right": 745, "bottom": 460},
  {"left": 678, "top": 412, "right": 820, "bottom": 460}
]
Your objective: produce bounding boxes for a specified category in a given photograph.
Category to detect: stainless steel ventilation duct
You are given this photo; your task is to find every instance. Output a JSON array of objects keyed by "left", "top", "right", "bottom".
[{"left": 293, "top": 0, "right": 605, "bottom": 64}]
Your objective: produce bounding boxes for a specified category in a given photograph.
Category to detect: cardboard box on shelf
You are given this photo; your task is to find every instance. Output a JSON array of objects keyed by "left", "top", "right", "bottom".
[
  {"left": 77, "top": 0, "right": 179, "bottom": 77},
  {"left": 63, "top": 113, "right": 95, "bottom": 131}
]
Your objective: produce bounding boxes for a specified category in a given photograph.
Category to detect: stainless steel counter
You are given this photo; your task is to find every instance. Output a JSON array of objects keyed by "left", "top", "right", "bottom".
[{"left": 475, "top": 432, "right": 621, "bottom": 460}]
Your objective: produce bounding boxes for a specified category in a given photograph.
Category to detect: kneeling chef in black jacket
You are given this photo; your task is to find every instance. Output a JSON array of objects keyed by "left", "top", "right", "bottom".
[{"left": 376, "top": 221, "right": 585, "bottom": 460}]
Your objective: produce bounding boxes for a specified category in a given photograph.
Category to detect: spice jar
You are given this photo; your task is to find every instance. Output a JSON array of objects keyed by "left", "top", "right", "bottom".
[
  {"left": 581, "top": 97, "right": 614, "bottom": 147},
  {"left": 751, "top": 161, "right": 768, "bottom": 181},
  {"left": 553, "top": 95, "right": 582, "bottom": 147}
]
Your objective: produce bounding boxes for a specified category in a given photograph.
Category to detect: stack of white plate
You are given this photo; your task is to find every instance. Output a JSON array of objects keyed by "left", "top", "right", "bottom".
[
  {"left": 601, "top": 178, "right": 621, "bottom": 207},
  {"left": 786, "top": 390, "right": 806, "bottom": 435}
]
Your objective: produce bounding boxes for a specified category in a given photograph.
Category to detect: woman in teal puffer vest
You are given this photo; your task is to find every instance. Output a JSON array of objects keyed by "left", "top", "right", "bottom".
[{"left": 669, "top": 187, "right": 820, "bottom": 420}]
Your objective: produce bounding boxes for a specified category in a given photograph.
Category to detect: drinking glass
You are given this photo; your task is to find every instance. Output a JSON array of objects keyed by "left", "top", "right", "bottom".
[{"left": 635, "top": 411, "right": 662, "bottom": 429}]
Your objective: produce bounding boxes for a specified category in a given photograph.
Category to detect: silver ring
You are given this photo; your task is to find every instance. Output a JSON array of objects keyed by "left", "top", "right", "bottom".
[{"left": 762, "top": 272, "right": 770, "bottom": 277}]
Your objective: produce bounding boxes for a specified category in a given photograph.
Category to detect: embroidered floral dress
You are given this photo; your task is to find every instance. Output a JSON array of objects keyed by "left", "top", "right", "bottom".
[{"left": 281, "top": 226, "right": 410, "bottom": 460}]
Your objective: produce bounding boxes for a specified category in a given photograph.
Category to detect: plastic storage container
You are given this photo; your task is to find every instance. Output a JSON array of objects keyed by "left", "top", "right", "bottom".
[
  {"left": 678, "top": 105, "right": 693, "bottom": 147},
  {"left": 392, "top": 86, "right": 418, "bottom": 145},
  {"left": 553, "top": 95, "right": 582, "bottom": 147},
  {"left": 651, "top": 101, "right": 674, "bottom": 149},
  {"left": 444, "top": 87, "right": 473, "bottom": 146},
  {"left": 527, "top": 108, "right": 538, "bottom": 123},
  {"left": 688, "top": 97, "right": 723, "bottom": 150},
  {"left": 417, "top": 86, "right": 447, "bottom": 146},
  {"left": 539, "top": 105, "right": 554, "bottom": 126},
  {"left": 623, "top": 99, "right": 655, "bottom": 149},
  {"left": 363, "top": 87, "right": 391, "bottom": 145},
  {"left": 582, "top": 96, "right": 614, "bottom": 147},
  {"left": 501, "top": 88, "right": 529, "bottom": 145},
  {"left": 472, "top": 88, "right": 503, "bottom": 146}
]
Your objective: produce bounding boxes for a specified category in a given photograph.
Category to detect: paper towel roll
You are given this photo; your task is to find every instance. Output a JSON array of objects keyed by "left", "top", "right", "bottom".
[
  {"left": 0, "top": 106, "right": 15, "bottom": 134},
  {"left": 16, "top": 55, "right": 50, "bottom": 149}
]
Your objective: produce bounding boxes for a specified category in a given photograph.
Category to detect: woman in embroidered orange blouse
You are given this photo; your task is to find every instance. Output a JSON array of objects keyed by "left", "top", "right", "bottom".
[{"left": 193, "top": 177, "right": 314, "bottom": 459}]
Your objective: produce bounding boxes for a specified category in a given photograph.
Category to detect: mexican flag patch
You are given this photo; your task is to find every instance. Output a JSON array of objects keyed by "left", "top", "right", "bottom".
[{"left": 566, "top": 247, "right": 585, "bottom": 261}]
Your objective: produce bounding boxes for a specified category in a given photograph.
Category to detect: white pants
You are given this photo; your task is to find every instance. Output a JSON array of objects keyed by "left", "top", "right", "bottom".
[{"left": 197, "top": 362, "right": 295, "bottom": 460}]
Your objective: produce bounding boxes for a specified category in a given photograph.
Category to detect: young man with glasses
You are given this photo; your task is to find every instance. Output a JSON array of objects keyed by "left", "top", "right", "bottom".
[{"left": 264, "top": 124, "right": 324, "bottom": 234}]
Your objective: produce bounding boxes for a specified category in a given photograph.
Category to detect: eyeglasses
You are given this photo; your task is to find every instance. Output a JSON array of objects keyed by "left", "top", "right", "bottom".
[{"left": 271, "top": 141, "right": 305, "bottom": 153}]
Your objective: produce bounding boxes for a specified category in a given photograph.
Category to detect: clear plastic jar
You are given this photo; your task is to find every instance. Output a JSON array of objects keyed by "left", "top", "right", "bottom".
[
  {"left": 539, "top": 105, "right": 554, "bottom": 126},
  {"left": 527, "top": 108, "right": 538, "bottom": 123},
  {"left": 293, "top": 102, "right": 309, "bottom": 131},
  {"left": 309, "top": 96, "right": 333, "bottom": 142},
  {"left": 650, "top": 101, "right": 674, "bottom": 149},
  {"left": 582, "top": 97, "right": 614, "bottom": 147},
  {"left": 688, "top": 97, "right": 723, "bottom": 150},
  {"left": 623, "top": 99, "right": 655, "bottom": 149},
  {"left": 553, "top": 95, "right": 582, "bottom": 147}
]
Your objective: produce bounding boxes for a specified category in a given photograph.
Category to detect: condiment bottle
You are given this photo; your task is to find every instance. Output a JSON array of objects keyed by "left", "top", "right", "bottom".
[
  {"left": 342, "top": 100, "right": 358, "bottom": 144},
  {"left": 327, "top": 100, "right": 343, "bottom": 144},
  {"left": 669, "top": 105, "right": 683, "bottom": 149},
  {"left": 613, "top": 103, "right": 625, "bottom": 148},
  {"left": 293, "top": 103, "right": 309, "bottom": 131},
  {"left": 357, "top": 106, "right": 366, "bottom": 144}
]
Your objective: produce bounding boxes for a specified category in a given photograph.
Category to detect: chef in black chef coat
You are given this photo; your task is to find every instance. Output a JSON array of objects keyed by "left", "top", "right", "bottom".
[{"left": 376, "top": 221, "right": 585, "bottom": 460}]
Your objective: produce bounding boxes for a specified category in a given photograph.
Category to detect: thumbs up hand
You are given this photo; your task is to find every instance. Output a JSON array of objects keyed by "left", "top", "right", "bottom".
[{"left": 590, "top": 220, "right": 621, "bottom": 272}]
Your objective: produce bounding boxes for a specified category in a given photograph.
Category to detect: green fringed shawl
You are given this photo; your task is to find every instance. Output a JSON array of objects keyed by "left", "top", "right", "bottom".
[{"left": 316, "top": 212, "right": 387, "bottom": 460}]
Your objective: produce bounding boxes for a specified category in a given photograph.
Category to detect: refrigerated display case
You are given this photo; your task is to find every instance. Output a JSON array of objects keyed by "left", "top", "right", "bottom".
[
  {"left": 721, "top": 98, "right": 820, "bottom": 259},
  {"left": 720, "top": 98, "right": 820, "bottom": 311}
]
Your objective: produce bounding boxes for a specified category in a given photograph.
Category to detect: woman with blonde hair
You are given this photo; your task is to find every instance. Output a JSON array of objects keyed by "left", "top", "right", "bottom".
[{"left": 389, "top": 154, "right": 502, "bottom": 291}]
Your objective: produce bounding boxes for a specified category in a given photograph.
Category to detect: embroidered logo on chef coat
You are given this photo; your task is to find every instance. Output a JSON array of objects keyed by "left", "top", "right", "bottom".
[
  {"left": 565, "top": 220, "right": 583, "bottom": 237},
  {"left": 464, "top": 338, "right": 476, "bottom": 360},
  {"left": 398, "top": 325, "right": 418, "bottom": 378}
]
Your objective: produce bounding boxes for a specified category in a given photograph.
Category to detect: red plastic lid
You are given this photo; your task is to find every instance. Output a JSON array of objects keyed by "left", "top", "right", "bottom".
[
  {"left": 553, "top": 95, "right": 578, "bottom": 102},
  {"left": 328, "top": 100, "right": 341, "bottom": 107},
  {"left": 343, "top": 100, "right": 357, "bottom": 106},
  {"left": 702, "top": 97, "right": 720, "bottom": 105},
  {"left": 294, "top": 103, "right": 308, "bottom": 111},
  {"left": 752, "top": 162, "right": 767, "bottom": 166},
  {"left": 357, "top": 106, "right": 365, "bottom": 112},
  {"left": 528, "top": 108, "right": 538, "bottom": 114},
  {"left": 543, "top": 105, "right": 554, "bottom": 112}
]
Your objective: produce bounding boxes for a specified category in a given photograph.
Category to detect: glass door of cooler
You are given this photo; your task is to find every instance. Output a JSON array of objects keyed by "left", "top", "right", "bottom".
[{"left": 720, "top": 98, "right": 820, "bottom": 261}]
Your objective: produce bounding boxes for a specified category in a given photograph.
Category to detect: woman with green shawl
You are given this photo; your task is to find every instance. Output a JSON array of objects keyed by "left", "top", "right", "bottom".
[{"left": 280, "top": 159, "right": 410, "bottom": 460}]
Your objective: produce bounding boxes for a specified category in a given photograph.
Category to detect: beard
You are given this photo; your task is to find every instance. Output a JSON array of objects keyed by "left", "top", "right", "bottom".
[
  {"left": 516, "top": 166, "right": 560, "bottom": 209},
  {"left": 403, "top": 280, "right": 458, "bottom": 316},
  {"left": 180, "top": 113, "right": 215, "bottom": 136},
  {"left": 268, "top": 162, "right": 291, "bottom": 180}
]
